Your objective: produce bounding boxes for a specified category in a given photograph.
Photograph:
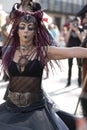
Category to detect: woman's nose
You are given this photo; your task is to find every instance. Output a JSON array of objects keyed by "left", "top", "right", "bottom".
[{"left": 24, "top": 26, "right": 29, "bottom": 31}]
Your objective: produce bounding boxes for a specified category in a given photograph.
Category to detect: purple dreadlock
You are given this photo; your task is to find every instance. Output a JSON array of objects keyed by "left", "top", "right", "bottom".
[{"left": 2, "top": 3, "right": 59, "bottom": 77}]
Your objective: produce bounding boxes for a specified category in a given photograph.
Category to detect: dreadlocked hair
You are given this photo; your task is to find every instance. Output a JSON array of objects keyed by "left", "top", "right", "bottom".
[{"left": 2, "top": 5, "right": 59, "bottom": 77}]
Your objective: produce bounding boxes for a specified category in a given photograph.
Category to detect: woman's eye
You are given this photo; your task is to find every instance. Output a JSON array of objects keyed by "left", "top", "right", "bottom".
[
  {"left": 19, "top": 26, "right": 25, "bottom": 30},
  {"left": 28, "top": 27, "right": 35, "bottom": 31},
  {"left": 18, "top": 26, "right": 35, "bottom": 31}
]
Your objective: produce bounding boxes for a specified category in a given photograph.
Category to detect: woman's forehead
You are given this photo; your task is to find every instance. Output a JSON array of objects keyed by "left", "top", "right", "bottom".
[
  {"left": 19, "top": 15, "right": 36, "bottom": 24},
  {"left": 19, "top": 22, "right": 34, "bottom": 25}
]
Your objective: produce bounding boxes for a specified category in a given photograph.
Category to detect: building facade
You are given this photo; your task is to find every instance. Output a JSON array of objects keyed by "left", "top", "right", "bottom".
[{"left": 36, "top": 0, "right": 87, "bottom": 28}]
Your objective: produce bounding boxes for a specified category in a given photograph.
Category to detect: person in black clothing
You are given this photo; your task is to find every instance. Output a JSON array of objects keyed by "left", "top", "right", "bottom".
[
  {"left": 65, "top": 17, "right": 83, "bottom": 87},
  {"left": 77, "top": 5, "right": 87, "bottom": 118}
]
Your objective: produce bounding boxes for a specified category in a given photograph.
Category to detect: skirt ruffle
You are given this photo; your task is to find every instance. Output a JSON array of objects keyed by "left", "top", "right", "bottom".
[{"left": 0, "top": 96, "right": 69, "bottom": 130}]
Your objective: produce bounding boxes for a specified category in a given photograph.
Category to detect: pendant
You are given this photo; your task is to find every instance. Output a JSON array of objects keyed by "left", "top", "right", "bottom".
[{"left": 18, "top": 56, "right": 28, "bottom": 67}]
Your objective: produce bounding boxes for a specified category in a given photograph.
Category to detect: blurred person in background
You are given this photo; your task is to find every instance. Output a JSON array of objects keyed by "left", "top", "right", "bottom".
[
  {"left": 53, "top": 24, "right": 60, "bottom": 45},
  {"left": 47, "top": 23, "right": 60, "bottom": 46},
  {"left": 0, "top": 15, "right": 12, "bottom": 82},
  {"left": 77, "top": 5, "right": 87, "bottom": 119},
  {"left": 0, "top": 6, "right": 8, "bottom": 58},
  {"left": 1, "top": 15, "right": 11, "bottom": 45},
  {"left": 47, "top": 24, "right": 57, "bottom": 46},
  {"left": 48, "top": 24, "right": 56, "bottom": 39},
  {"left": 58, "top": 26, "right": 68, "bottom": 47},
  {"left": 65, "top": 17, "right": 83, "bottom": 87}
]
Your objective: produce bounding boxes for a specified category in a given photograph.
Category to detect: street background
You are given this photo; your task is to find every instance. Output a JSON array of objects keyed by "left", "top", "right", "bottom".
[
  {"left": 0, "top": 58, "right": 83, "bottom": 117},
  {"left": 42, "top": 59, "right": 82, "bottom": 117}
]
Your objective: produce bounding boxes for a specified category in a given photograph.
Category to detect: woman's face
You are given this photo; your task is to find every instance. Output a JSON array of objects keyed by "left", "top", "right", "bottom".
[{"left": 18, "top": 22, "right": 35, "bottom": 44}]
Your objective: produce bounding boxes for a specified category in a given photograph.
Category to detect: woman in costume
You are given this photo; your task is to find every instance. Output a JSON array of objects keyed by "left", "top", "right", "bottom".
[{"left": 1, "top": 1, "right": 87, "bottom": 130}]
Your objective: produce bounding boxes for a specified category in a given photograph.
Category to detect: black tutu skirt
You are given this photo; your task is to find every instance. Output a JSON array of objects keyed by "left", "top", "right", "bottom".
[{"left": 0, "top": 94, "right": 70, "bottom": 130}]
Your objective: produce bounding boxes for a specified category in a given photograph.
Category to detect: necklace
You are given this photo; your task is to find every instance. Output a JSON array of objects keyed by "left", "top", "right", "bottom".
[
  {"left": 17, "top": 47, "right": 36, "bottom": 72},
  {"left": 18, "top": 49, "right": 30, "bottom": 72},
  {"left": 17, "top": 44, "right": 32, "bottom": 51},
  {"left": 18, "top": 55, "right": 29, "bottom": 67}
]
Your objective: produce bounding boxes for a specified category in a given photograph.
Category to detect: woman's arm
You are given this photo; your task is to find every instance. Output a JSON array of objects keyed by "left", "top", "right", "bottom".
[{"left": 47, "top": 46, "right": 87, "bottom": 60}]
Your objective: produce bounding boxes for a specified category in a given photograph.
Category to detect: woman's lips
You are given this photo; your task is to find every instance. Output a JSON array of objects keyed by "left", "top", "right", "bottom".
[{"left": 24, "top": 36, "right": 28, "bottom": 38}]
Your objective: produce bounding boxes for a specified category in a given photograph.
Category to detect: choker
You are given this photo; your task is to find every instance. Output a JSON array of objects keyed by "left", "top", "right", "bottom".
[
  {"left": 17, "top": 47, "right": 36, "bottom": 73},
  {"left": 17, "top": 45, "right": 32, "bottom": 50}
]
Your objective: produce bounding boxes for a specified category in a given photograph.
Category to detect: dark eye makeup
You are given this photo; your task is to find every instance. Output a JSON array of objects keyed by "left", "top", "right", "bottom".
[{"left": 19, "top": 26, "right": 35, "bottom": 31}]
